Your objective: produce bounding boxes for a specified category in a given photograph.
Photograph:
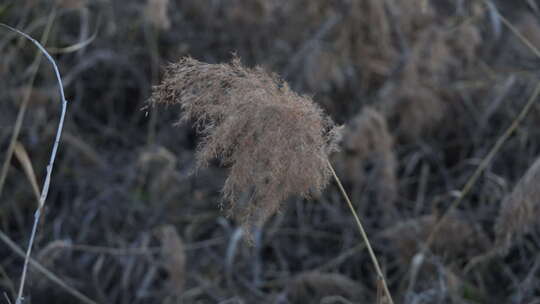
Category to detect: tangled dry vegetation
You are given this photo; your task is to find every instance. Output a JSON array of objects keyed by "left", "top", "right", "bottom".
[{"left": 2, "top": 0, "right": 540, "bottom": 303}]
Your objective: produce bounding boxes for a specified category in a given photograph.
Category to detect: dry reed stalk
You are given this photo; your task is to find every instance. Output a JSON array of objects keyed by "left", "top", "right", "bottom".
[
  {"left": 0, "top": 22, "right": 69, "bottom": 304},
  {"left": 150, "top": 57, "right": 394, "bottom": 303},
  {"left": 326, "top": 162, "right": 394, "bottom": 304},
  {"left": 495, "top": 157, "right": 540, "bottom": 253}
]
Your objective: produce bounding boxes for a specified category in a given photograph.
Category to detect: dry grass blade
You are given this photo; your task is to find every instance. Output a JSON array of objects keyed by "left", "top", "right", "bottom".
[
  {"left": 13, "top": 142, "right": 41, "bottom": 204},
  {"left": 149, "top": 57, "right": 340, "bottom": 232},
  {"left": 495, "top": 157, "right": 540, "bottom": 253},
  {"left": 489, "top": 2, "right": 540, "bottom": 58},
  {"left": 158, "top": 225, "right": 186, "bottom": 298},
  {"left": 47, "top": 25, "right": 98, "bottom": 54},
  {"left": 0, "top": 22, "right": 69, "bottom": 304},
  {"left": 327, "top": 161, "right": 394, "bottom": 304}
]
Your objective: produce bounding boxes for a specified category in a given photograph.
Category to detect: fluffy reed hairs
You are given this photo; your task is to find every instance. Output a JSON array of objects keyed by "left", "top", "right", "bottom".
[
  {"left": 149, "top": 57, "right": 340, "bottom": 231},
  {"left": 495, "top": 156, "right": 540, "bottom": 253},
  {"left": 151, "top": 57, "right": 395, "bottom": 304}
]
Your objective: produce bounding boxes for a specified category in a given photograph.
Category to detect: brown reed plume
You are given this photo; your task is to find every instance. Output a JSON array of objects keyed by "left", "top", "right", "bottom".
[
  {"left": 150, "top": 57, "right": 394, "bottom": 303},
  {"left": 495, "top": 156, "right": 540, "bottom": 253},
  {"left": 336, "top": 107, "right": 398, "bottom": 220},
  {"left": 149, "top": 57, "right": 340, "bottom": 230}
]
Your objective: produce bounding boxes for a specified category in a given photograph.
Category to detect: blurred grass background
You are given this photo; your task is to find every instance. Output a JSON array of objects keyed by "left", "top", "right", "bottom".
[{"left": 2, "top": 0, "right": 540, "bottom": 303}]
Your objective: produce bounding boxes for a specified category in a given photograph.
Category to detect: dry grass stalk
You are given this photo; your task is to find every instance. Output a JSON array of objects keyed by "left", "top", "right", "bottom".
[
  {"left": 495, "top": 157, "right": 540, "bottom": 253},
  {"left": 158, "top": 225, "right": 186, "bottom": 298},
  {"left": 337, "top": 107, "right": 398, "bottom": 218},
  {"left": 149, "top": 57, "right": 340, "bottom": 231},
  {"left": 13, "top": 142, "right": 41, "bottom": 204}
]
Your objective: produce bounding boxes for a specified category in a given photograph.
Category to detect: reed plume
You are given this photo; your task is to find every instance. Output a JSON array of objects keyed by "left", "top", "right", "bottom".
[
  {"left": 150, "top": 57, "right": 394, "bottom": 304},
  {"left": 336, "top": 107, "right": 398, "bottom": 220},
  {"left": 149, "top": 57, "right": 340, "bottom": 230},
  {"left": 341, "top": 107, "right": 396, "bottom": 184},
  {"left": 495, "top": 156, "right": 540, "bottom": 253}
]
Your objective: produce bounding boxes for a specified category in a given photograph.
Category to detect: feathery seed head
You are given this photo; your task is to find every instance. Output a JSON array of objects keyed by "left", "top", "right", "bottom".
[{"left": 150, "top": 57, "right": 340, "bottom": 231}]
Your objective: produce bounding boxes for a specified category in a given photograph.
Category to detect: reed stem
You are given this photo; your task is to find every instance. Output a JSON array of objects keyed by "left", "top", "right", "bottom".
[{"left": 327, "top": 160, "right": 394, "bottom": 304}]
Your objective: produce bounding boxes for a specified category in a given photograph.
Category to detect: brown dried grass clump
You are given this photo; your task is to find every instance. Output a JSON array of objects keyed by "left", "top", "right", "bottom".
[
  {"left": 380, "top": 213, "right": 490, "bottom": 264},
  {"left": 495, "top": 157, "right": 540, "bottom": 253},
  {"left": 379, "top": 85, "right": 446, "bottom": 140},
  {"left": 280, "top": 271, "right": 367, "bottom": 304},
  {"left": 181, "top": 0, "right": 277, "bottom": 28},
  {"left": 336, "top": 107, "right": 398, "bottom": 217},
  {"left": 376, "top": 1, "right": 483, "bottom": 139},
  {"left": 144, "top": 0, "right": 171, "bottom": 30},
  {"left": 159, "top": 225, "right": 186, "bottom": 298},
  {"left": 149, "top": 57, "right": 340, "bottom": 231},
  {"left": 136, "top": 146, "right": 180, "bottom": 202}
]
